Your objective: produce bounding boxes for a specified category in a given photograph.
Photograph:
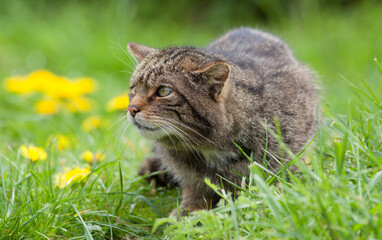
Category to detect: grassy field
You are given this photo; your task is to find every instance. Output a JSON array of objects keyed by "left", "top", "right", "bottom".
[{"left": 1, "top": 1, "right": 382, "bottom": 239}]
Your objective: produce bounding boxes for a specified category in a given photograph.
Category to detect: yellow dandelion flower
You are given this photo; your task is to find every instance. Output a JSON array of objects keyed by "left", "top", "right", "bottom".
[
  {"left": 57, "top": 135, "right": 70, "bottom": 150},
  {"left": 44, "top": 76, "right": 95, "bottom": 99},
  {"left": 80, "top": 150, "right": 93, "bottom": 162},
  {"left": 27, "top": 70, "right": 59, "bottom": 93},
  {"left": 48, "top": 135, "right": 71, "bottom": 150},
  {"left": 20, "top": 145, "right": 47, "bottom": 161},
  {"left": 4, "top": 76, "right": 34, "bottom": 94},
  {"left": 44, "top": 77, "right": 78, "bottom": 99},
  {"left": 80, "top": 150, "right": 105, "bottom": 163},
  {"left": 27, "top": 70, "right": 73, "bottom": 99},
  {"left": 5, "top": 70, "right": 98, "bottom": 116},
  {"left": 82, "top": 116, "right": 101, "bottom": 131},
  {"left": 95, "top": 153, "right": 105, "bottom": 161},
  {"left": 55, "top": 167, "right": 91, "bottom": 188},
  {"left": 73, "top": 77, "right": 96, "bottom": 95},
  {"left": 35, "top": 99, "right": 58, "bottom": 115},
  {"left": 107, "top": 94, "right": 129, "bottom": 111},
  {"left": 26, "top": 70, "right": 96, "bottom": 99},
  {"left": 66, "top": 97, "right": 91, "bottom": 112},
  {"left": 47, "top": 135, "right": 71, "bottom": 150}
]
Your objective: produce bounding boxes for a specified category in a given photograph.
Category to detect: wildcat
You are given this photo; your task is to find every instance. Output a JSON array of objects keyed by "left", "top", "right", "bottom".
[{"left": 127, "top": 27, "right": 318, "bottom": 217}]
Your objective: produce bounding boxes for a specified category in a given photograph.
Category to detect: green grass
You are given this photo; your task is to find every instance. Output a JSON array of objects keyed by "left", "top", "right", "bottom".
[{"left": 1, "top": 1, "right": 382, "bottom": 239}]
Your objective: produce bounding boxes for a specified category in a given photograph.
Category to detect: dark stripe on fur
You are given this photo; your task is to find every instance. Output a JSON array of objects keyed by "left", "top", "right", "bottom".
[
  {"left": 164, "top": 49, "right": 189, "bottom": 64},
  {"left": 166, "top": 109, "right": 183, "bottom": 121},
  {"left": 176, "top": 91, "right": 212, "bottom": 128},
  {"left": 234, "top": 81, "right": 264, "bottom": 96}
]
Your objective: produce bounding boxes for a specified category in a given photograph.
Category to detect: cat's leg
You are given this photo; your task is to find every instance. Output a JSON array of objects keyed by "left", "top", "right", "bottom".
[
  {"left": 169, "top": 187, "right": 219, "bottom": 218},
  {"left": 138, "top": 157, "right": 176, "bottom": 187}
]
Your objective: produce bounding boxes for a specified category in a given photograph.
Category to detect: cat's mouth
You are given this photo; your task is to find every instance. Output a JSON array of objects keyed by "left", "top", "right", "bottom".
[
  {"left": 128, "top": 115, "right": 166, "bottom": 139},
  {"left": 133, "top": 121, "right": 159, "bottom": 132}
]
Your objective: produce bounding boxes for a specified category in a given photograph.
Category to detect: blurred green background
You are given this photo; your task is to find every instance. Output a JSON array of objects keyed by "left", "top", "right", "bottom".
[
  {"left": 1, "top": 0, "right": 381, "bottom": 114},
  {"left": 1, "top": 1, "right": 382, "bottom": 238}
]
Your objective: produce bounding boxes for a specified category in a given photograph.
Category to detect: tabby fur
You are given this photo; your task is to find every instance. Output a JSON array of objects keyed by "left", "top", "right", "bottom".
[{"left": 127, "top": 27, "right": 318, "bottom": 217}]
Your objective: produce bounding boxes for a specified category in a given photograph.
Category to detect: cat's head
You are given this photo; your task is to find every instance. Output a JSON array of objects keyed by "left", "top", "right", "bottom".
[{"left": 126, "top": 43, "right": 231, "bottom": 141}]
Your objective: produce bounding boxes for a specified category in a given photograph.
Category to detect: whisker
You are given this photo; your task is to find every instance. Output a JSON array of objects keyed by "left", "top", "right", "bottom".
[
  {"left": 110, "top": 40, "right": 138, "bottom": 67},
  {"left": 113, "top": 70, "right": 134, "bottom": 75},
  {"left": 108, "top": 113, "right": 128, "bottom": 131},
  {"left": 158, "top": 120, "right": 213, "bottom": 168},
  {"left": 150, "top": 116, "right": 200, "bottom": 145},
  {"left": 126, "top": 50, "right": 138, "bottom": 66},
  {"left": 113, "top": 118, "right": 130, "bottom": 150},
  {"left": 130, "top": 116, "right": 215, "bottom": 168},
  {"left": 162, "top": 121, "right": 200, "bottom": 146},
  {"left": 162, "top": 117, "right": 222, "bottom": 149},
  {"left": 155, "top": 124, "right": 180, "bottom": 162},
  {"left": 114, "top": 53, "right": 135, "bottom": 72}
]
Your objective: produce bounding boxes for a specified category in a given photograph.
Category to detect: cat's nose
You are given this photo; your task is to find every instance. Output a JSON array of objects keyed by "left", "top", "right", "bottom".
[{"left": 128, "top": 105, "right": 141, "bottom": 117}]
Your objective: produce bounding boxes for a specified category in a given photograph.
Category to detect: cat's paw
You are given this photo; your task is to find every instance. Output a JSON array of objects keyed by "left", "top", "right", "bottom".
[
  {"left": 169, "top": 203, "right": 205, "bottom": 219},
  {"left": 169, "top": 208, "right": 186, "bottom": 219}
]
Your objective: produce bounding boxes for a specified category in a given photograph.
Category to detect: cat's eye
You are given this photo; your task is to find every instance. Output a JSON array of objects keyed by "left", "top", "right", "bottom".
[
  {"left": 158, "top": 86, "right": 173, "bottom": 97},
  {"left": 130, "top": 88, "right": 136, "bottom": 95}
]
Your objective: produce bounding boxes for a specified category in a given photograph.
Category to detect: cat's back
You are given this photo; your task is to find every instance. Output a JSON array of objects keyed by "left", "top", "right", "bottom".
[
  {"left": 207, "top": 28, "right": 318, "bottom": 156},
  {"left": 207, "top": 27, "right": 296, "bottom": 70}
]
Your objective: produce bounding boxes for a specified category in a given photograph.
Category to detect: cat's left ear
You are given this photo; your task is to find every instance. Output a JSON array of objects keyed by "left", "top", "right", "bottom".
[
  {"left": 193, "top": 62, "right": 231, "bottom": 100},
  {"left": 128, "top": 43, "right": 157, "bottom": 61}
]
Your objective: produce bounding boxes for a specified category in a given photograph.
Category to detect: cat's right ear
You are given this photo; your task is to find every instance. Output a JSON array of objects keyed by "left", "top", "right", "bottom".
[
  {"left": 128, "top": 43, "right": 157, "bottom": 62},
  {"left": 192, "top": 61, "right": 231, "bottom": 101}
]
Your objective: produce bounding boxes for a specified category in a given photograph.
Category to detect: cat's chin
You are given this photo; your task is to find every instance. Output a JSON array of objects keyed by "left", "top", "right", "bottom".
[
  {"left": 136, "top": 127, "right": 167, "bottom": 140},
  {"left": 131, "top": 120, "right": 167, "bottom": 140}
]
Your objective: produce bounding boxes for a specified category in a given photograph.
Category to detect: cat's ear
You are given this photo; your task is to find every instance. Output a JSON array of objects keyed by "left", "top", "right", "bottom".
[
  {"left": 193, "top": 62, "right": 231, "bottom": 100},
  {"left": 193, "top": 61, "right": 230, "bottom": 83},
  {"left": 128, "top": 43, "right": 157, "bottom": 61}
]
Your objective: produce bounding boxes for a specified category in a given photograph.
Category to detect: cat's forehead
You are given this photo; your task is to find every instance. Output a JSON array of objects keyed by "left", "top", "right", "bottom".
[
  {"left": 130, "top": 63, "right": 171, "bottom": 88},
  {"left": 130, "top": 47, "right": 211, "bottom": 87}
]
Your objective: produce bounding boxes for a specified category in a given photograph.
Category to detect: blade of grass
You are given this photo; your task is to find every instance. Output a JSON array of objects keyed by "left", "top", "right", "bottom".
[
  {"left": 234, "top": 142, "right": 285, "bottom": 183},
  {"left": 340, "top": 74, "right": 377, "bottom": 102},
  {"left": 359, "top": 74, "right": 381, "bottom": 108},
  {"left": 233, "top": 142, "right": 253, "bottom": 163},
  {"left": 134, "top": 194, "right": 162, "bottom": 217},
  {"left": 70, "top": 201, "right": 94, "bottom": 240},
  {"left": 262, "top": 123, "right": 269, "bottom": 169},
  {"left": 268, "top": 134, "right": 317, "bottom": 185},
  {"left": 114, "top": 161, "right": 124, "bottom": 215},
  {"left": 375, "top": 58, "right": 382, "bottom": 75},
  {"left": 29, "top": 171, "right": 51, "bottom": 198},
  {"left": 253, "top": 174, "right": 285, "bottom": 225},
  {"left": 0, "top": 154, "right": 7, "bottom": 203},
  {"left": 367, "top": 170, "right": 382, "bottom": 193},
  {"left": 35, "top": 231, "right": 50, "bottom": 240}
]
